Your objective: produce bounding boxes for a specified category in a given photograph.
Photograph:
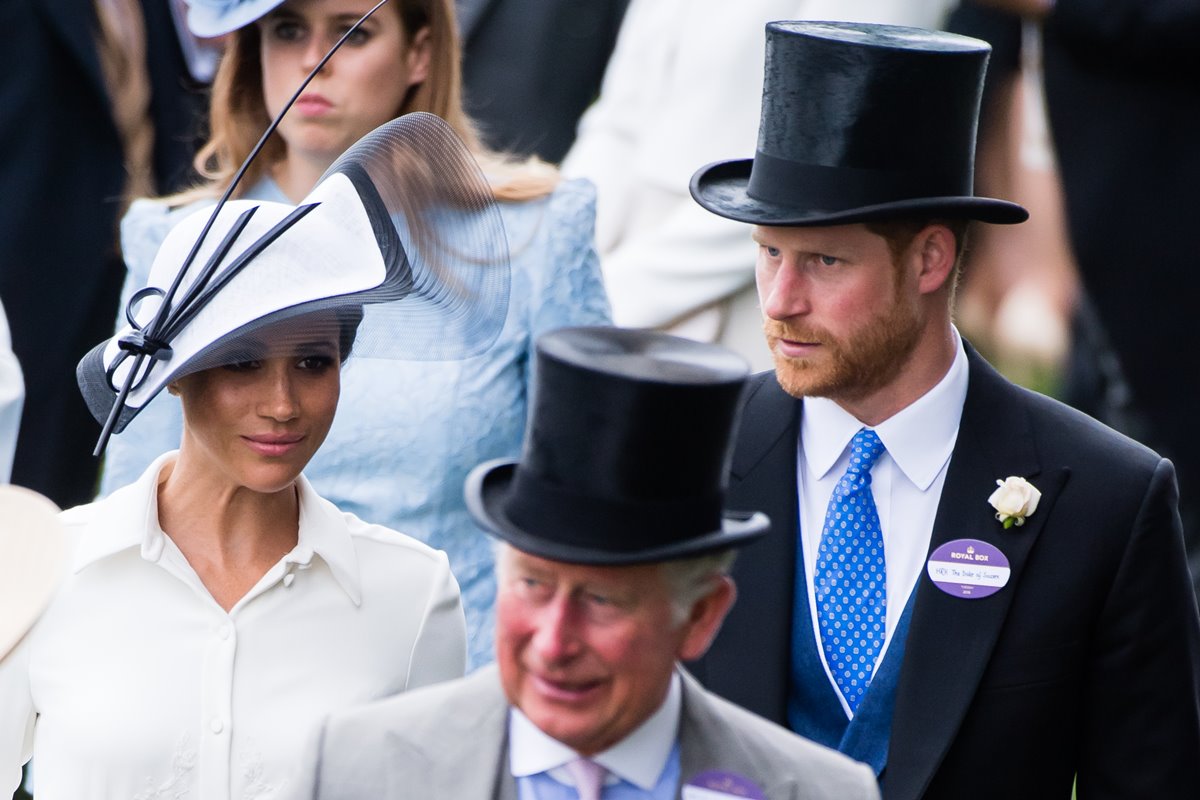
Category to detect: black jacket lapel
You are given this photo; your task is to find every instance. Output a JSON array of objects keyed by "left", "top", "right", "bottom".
[
  {"left": 885, "top": 348, "right": 1068, "bottom": 799},
  {"left": 694, "top": 373, "right": 801, "bottom": 724}
]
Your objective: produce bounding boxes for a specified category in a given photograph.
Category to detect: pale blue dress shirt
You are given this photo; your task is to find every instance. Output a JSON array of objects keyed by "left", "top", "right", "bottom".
[
  {"left": 99, "top": 176, "right": 611, "bottom": 669},
  {"left": 518, "top": 749, "right": 680, "bottom": 800}
]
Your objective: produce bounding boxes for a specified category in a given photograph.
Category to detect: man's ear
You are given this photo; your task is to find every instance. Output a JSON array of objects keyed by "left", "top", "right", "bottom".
[
  {"left": 912, "top": 223, "right": 958, "bottom": 296},
  {"left": 677, "top": 577, "right": 737, "bottom": 662}
]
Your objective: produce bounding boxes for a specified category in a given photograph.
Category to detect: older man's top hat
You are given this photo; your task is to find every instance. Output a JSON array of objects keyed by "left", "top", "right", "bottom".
[
  {"left": 465, "top": 327, "right": 770, "bottom": 565},
  {"left": 692, "top": 21, "right": 1028, "bottom": 226}
]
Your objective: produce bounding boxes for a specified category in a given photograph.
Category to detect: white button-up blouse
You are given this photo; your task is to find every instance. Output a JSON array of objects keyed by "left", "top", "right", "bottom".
[{"left": 0, "top": 453, "right": 467, "bottom": 799}]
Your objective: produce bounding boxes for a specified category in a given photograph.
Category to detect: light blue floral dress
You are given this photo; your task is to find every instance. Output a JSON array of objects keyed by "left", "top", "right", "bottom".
[{"left": 100, "top": 176, "right": 611, "bottom": 669}]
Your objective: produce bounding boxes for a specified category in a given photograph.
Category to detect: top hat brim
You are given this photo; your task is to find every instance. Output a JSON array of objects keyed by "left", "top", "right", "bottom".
[
  {"left": 465, "top": 459, "right": 770, "bottom": 567},
  {"left": 691, "top": 159, "right": 1028, "bottom": 227}
]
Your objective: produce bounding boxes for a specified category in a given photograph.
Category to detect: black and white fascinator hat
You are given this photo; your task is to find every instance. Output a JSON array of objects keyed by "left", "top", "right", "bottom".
[{"left": 77, "top": 4, "right": 508, "bottom": 454}]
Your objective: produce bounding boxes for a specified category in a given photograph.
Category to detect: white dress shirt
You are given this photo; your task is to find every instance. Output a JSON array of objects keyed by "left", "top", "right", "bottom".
[
  {"left": 798, "top": 332, "right": 969, "bottom": 717},
  {"left": 0, "top": 299, "right": 23, "bottom": 483},
  {"left": 510, "top": 672, "right": 681, "bottom": 794},
  {"left": 0, "top": 452, "right": 466, "bottom": 799}
]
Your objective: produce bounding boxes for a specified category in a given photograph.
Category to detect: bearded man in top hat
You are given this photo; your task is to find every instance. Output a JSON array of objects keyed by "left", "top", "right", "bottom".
[
  {"left": 686, "top": 21, "right": 1200, "bottom": 800},
  {"left": 298, "top": 327, "right": 878, "bottom": 799}
]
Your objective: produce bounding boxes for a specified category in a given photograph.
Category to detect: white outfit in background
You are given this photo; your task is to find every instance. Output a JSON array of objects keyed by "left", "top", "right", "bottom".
[
  {"left": 0, "top": 452, "right": 466, "bottom": 799},
  {"left": 0, "top": 299, "right": 23, "bottom": 483},
  {"left": 562, "top": 0, "right": 955, "bottom": 370}
]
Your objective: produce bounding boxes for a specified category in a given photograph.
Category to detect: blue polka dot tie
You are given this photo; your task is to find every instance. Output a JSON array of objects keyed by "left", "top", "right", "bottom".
[{"left": 814, "top": 428, "right": 887, "bottom": 713}]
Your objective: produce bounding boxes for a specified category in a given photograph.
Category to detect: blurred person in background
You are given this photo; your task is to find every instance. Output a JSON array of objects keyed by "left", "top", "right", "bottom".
[
  {"left": 963, "top": 0, "right": 1200, "bottom": 597},
  {"left": 458, "top": 0, "right": 630, "bottom": 163},
  {"left": 0, "top": 301, "right": 22, "bottom": 484},
  {"left": 561, "top": 0, "right": 956, "bottom": 371},
  {"left": 0, "top": 0, "right": 204, "bottom": 509},
  {"left": 99, "top": 0, "right": 610, "bottom": 670}
]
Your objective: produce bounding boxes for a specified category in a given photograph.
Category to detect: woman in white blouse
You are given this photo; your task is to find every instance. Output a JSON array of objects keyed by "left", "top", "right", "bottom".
[{"left": 0, "top": 117, "right": 489, "bottom": 799}]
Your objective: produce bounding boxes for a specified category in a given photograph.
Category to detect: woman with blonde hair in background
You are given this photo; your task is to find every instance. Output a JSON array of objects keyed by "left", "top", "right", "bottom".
[{"left": 101, "top": 0, "right": 610, "bottom": 669}]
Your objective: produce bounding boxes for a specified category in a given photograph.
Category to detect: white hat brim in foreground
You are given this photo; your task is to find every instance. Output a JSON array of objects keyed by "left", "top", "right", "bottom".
[{"left": 0, "top": 485, "right": 67, "bottom": 662}]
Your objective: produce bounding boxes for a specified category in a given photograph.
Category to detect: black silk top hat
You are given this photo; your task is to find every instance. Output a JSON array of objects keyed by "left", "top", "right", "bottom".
[
  {"left": 465, "top": 327, "right": 770, "bottom": 566},
  {"left": 691, "top": 21, "right": 1028, "bottom": 226}
]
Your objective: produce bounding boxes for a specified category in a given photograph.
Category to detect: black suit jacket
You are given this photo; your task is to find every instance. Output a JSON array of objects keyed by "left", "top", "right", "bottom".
[
  {"left": 691, "top": 348, "right": 1200, "bottom": 799},
  {"left": 0, "top": 0, "right": 201, "bottom": 505}
]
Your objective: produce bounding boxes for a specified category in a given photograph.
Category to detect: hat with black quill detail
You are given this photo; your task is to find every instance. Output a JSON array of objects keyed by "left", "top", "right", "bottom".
[{"left": 77, "top": 1, "right": 509, "bottom": 455}]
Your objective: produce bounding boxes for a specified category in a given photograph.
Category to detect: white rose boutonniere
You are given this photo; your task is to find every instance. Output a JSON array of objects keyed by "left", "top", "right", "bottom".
[{"left": 988, "top": 477, "right": 1041, "bottom": 529}]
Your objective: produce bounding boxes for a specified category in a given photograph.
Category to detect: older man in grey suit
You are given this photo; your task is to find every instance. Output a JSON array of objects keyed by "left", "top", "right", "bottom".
[{"left": 302, "top": 327, "right": 877, "bottom": 799}]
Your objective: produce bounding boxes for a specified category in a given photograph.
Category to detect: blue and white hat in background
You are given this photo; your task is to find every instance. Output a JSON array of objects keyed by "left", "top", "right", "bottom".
[{"left": 185, "top": 0, "right": 289, "bottom": 38}]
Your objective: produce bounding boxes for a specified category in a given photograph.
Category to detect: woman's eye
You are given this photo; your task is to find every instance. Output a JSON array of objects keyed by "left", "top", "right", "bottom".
[
  {"left": 298, "top": 355, "right": 335, "bottom": 370},
  {"left": 223, "top": 359, "right": 261, "bottom": 372},
  {"left": 764, "top": 246, "right": 781, "bottom": 258},
  {"left": 267, "top": 21, "right": 305, "bottom": 42},
  {"left": 818, "top": 254, "right": 839, "bottom": 266},
  {"left": 338, "top": 26, "right": 370, "bottom": 45}
]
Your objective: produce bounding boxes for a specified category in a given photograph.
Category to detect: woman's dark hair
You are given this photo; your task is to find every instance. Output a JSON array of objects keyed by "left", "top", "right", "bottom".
[{"left": 336, "top": 306, "right": 365, "bottom": 363}]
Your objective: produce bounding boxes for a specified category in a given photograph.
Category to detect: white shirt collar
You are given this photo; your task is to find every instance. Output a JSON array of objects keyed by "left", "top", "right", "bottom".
[
  {"left": 72, "top": 451, "right": 363, "bottom": 604},
  {"left": 508, "top": 671, "right": 681, "bottom": 790},
  {"left": 801, "top": 328, "right": 969, "bottom": 490}
]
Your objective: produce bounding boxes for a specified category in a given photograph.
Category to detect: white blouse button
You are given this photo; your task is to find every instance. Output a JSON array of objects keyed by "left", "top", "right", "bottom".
[
  {"left": 218, "top": 624, "right": 232, "bottom": 640},
  {"left": 283, "top": 572, "right": 296, "bottom": 588},
  {"left": 210, "top": 718, "right": 224, "bottom": 734}
]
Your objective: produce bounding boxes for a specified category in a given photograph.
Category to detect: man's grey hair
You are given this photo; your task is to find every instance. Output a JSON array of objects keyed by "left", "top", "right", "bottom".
[
  {"left": 493, "top": 542, "right": 735, "bottom": 627},
  {"left": 660, "top": 550, "right": 737, "bottom": 625}
]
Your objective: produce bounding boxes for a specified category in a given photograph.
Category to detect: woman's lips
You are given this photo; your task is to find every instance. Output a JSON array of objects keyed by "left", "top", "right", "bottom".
[
  {"left": 294, "top": 94, "right": 333, "bottom": 116},
  {"left": 242, "top": 435, "right": 304, "bottom": 457}
]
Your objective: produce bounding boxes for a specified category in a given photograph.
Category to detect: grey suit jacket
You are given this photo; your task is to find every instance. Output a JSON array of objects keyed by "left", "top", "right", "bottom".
[{"left": 307, "top": 665, "right": 878, "bottom": 799}]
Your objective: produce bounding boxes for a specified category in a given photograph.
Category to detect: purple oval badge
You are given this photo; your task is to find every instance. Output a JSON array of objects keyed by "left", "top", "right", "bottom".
[
  {"left": 926, "top": 538, "right": 1011, "bottom": 599},
  {"left": 682, "top": 770, "right": 767, "bottom": 800}
]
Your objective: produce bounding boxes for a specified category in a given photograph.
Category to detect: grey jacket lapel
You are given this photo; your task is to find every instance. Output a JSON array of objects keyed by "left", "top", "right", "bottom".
[
  {"left": 884, "top": 349, "right": 1069, "bottom": 800},
  {"left": 678, "top": 670, "right": 799, "bottom": 799},
  {"left": 385, "top": 666, "right": 515, "bottom": 797}
]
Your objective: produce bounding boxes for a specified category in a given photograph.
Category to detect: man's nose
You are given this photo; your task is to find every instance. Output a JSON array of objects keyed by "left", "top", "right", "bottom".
[
  {"left": 761, "top": 262, "right": 812, "bottom": 321},
  {"left": 530, "top": 595, "right": 584, "bottom": 665}
]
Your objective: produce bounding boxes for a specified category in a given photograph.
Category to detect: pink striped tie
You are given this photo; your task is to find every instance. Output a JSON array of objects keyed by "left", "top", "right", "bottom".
[{"left": 565, "top": 757, "right": 606, "bottom": 800}]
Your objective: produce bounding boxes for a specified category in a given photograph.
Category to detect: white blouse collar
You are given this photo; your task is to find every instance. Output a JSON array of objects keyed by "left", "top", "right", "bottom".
[{"left": 72, "top": 451, "right": 362, "bottom": 604}]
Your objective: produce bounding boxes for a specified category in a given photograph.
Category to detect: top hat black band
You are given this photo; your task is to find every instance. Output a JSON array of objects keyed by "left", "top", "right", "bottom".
[
  {"left": 503, "top": 467, "right": 724, "bottom": 554},
  {"left": 747, "top": 151, "right": 969, "bottom": 213}
]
